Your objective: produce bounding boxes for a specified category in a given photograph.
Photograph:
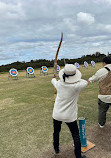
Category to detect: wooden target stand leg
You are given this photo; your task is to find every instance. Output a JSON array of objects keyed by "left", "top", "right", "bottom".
[
  {"left": 41, "top": 72, "right": 48, "bottom": 76},
  {"left": 78, "top": 117, "right": 95, "bottom": 153},
  {"left": 26, "top": 72, "right": 35, "bottom": 78},
  {"left": 8, "top": 75, "right": 18, "bottom": 80}
]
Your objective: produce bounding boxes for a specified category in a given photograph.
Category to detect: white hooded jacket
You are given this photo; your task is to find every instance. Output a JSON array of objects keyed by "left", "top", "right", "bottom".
[{"left": 51, "top": 78, "right": 88, "bottom": 122}]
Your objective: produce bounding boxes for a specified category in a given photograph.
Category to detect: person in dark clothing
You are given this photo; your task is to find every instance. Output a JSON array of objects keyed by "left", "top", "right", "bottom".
[{"left": 88, "top": 56, "right": 111, "bottom": 128}]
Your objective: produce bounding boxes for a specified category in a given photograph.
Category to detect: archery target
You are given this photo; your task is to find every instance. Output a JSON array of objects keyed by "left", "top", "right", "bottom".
[
  {"left": 91, "top": 61, "right": 95, "bottom": 66},
  {"left": 27, "top": 67, "right": 34, "bottom": 74},
  {"left": 42, "top": 66, "right": 48, "bottom": 72},
  {"left": 57, "top": 65, "right": 60, "bottom": 71},
  {"left": 84, "top": 61, "right": 88, "bottom": 67},
  {"left": 75, "top": 62, "right": 79, "bottom": 68},
  {"left": 9, "top": 68, "right": 18, "bottom": 76}
]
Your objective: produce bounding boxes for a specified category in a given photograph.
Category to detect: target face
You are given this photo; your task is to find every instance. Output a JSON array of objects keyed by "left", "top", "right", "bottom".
[
  {"left": 27, "top": 67, "right": 34, "bottom": 74},
  {"left": 42, "top": 66, "right": 48, "bottom": 72},
  {"left": 84, "top": 61, "right": 88, "bottom": 67},
  {"left": 91, "top": 61, "right": 95, "bottom": 66},
  {"left": 75, "top": 62, "right": 79, "bottom": 68},
  {"left": 57, "top": 65, "right": 60, "bottom": 71},
  {"left": 9, "top": 68, "right": 18, "bottom": 76}
]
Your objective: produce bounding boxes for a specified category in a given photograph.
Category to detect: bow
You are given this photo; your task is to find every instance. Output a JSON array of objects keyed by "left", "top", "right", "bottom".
[{"left": 54, "top": 32, "right": 63, "bottom": 94}]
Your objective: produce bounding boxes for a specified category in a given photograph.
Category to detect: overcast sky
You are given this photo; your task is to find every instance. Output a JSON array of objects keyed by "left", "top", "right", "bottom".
[{"left": 0, "top": 0, "right": 111, "bottom": 65}]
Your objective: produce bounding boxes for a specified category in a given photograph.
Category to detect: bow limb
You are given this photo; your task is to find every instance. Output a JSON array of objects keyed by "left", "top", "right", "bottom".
[
  {"left": 54, "top": 32, "right": 63, "bottom": 94},
  {"left": 54, "top": 32, "right": 63, "bottom": 78}
]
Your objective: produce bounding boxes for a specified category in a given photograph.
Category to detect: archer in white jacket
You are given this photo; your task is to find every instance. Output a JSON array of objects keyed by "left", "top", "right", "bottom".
[
  {"left": 51, "top": 64, "right": 87, "bottom": 158},
  {"left": 52, "top": 78, "right": 88, "bottom": 122}
]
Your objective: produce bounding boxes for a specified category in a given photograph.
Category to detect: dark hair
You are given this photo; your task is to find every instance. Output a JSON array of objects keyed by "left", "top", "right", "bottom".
[{"left": 103, "top": 56, "right": 111, "bottom": 64}]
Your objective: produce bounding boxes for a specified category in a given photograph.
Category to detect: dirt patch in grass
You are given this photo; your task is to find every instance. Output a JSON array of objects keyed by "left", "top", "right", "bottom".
[{"left": 39, "top": 122, "right": 111, "bottom": 158}]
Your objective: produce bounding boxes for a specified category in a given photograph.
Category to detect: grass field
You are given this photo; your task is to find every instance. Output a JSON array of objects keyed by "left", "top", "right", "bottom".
[{"left": 0, "top": 63, "right": 111, "bottom": 158}]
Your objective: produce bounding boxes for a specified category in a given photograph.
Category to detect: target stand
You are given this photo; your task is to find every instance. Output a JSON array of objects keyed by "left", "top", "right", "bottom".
[
  {"left": 56, "top": 65, "right": 60, "bottom": 72},
  {"left": 56, "top": 65, "right": 60, "bottom": 75},
  {"left": 83, "top": 61, "right": 88, "bottom": 69},
  {"left": 8, "top": 68, "right": 18, "bottom": 80},
  {"left": 78, "top": 117, "right": 95, "bottom": 153},
  {"left": 26, "top": 67, "right": 35, "bottom": 78},
  {"left": 75, "top": 62, "right": 79, "bottom": 69},
  {"left": 52, "top": 65, "right": 60, "bottom": 77},
  {"left": 90, "top": 61, "right": 95, "bottom": 68},
  {"left": 40, "top": 66, "right": 48, "bottom": 76}
]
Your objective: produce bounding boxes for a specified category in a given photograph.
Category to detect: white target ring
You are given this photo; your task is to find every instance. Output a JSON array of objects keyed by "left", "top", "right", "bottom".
[
  {"left": 84, "top": 61, "right": 88, "bottom": 67},
  {"left": 27, "top": 67, "right": 34, "bottom": 74},
  {"left": 9, "top": 68, "right": 18, "bottom": 76},
  {"left": 91, "top": 61, "right": 95, "bottom": 66},
  {"left": 42, "top": 66, "right": 48, "bottom": 72},
  {"left": 57, "top": 65, "right": 60, "bottom": 71},
  {"left": 75, "top": 62, "right": 79, "bottom": 68}
]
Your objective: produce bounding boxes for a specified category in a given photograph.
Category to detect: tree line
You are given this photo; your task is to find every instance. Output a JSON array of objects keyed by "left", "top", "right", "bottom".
[{"left": 0, "top": 52, "right": 110, "bottom": 72}]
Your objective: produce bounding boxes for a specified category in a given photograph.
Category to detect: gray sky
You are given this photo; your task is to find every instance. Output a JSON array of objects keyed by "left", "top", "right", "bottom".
[{"left": 0, "top": 0, "right": 111, "bottom": 65}]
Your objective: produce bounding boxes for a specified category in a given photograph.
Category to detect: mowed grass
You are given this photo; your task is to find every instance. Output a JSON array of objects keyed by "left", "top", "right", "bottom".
[{"left": 0, "top": 63, "right": 111, "bottom": 158}]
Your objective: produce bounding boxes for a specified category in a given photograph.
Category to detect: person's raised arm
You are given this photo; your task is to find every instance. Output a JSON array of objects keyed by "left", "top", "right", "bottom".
[{"left": 74, "top": 79, "right": 88, "bottom": 93}]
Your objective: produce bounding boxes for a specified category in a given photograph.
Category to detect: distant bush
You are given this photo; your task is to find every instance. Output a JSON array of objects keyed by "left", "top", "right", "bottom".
[{"left": 0, "top": 52, "right": 109, "bottom": 72}]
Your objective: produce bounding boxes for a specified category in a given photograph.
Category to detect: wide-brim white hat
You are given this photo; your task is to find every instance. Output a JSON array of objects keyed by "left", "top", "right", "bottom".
[{"left": 59, "top": 64, "right": 82, "bottom": 83}]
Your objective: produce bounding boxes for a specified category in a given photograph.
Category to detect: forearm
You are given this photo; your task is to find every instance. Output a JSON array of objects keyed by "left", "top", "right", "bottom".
[
  {"left": 75, "top": 79, "right": 88, "bottom": 91},
  {"left": 51, "top": 78, "right": 57, "bottom": 88},
  {"left": 88, "top": 75, "right": 99, "bottom": 83}
]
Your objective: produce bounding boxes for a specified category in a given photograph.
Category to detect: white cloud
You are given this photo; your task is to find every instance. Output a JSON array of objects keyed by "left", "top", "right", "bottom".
[
  {"left": 63, "top": 18, "right": 77, "bottom": 32},
  {"left": 97, "top": 24, "right": 111, "bottom": 33},
  {"left": 104, "top": 25, "right": 111, "bottom": 32},
  {"left": 92, "top": 0, "right": 111, "bottom": 4},
  {"left": 0, "top": 0, "right": 111, "bottom": 65},
  {"left": 92, "top": 43, "right": 101, "bottom": 46},
  {"left": 0, "top": 1, "right": 25, "bottom": 20},
  {"left": 104, "top": 0, "right": 111, "bottom": 3},
  {"left": 77, "top": 12, "right": 95, "bottom": 25}
]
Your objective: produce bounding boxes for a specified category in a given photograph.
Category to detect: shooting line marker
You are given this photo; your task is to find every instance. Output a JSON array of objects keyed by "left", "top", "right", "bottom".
[
  {"left": 78, "top": 117, "right": 95, "bottom": 152},
  {"left": 81, "top": 140, "right": 95, "bottom": 153},
  {"left": 78, "top": 107, "right": 95, "bottom": 152}
]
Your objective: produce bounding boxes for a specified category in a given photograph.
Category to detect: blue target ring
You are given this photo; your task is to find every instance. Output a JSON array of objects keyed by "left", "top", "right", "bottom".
[
  {"left": 84, "top": 61, "right": 88, "bottom": 67},
  {"left": 42, "top": 66, "right": 48, "bottom": 72},
  {"left": 57, "top": 65, "right": 60, "bottom": 71},
  {"left": 27, "top": 67, "right": 34, "bottom": 74},
  {"left": 9, "top": 68, "right": 18, "bottom": 76},
  {"left": 75, "top": 62, "right": 79, "bottom": 68},
  {"left": 91, "top": 61, "right": 95, "bottom": 66}
]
